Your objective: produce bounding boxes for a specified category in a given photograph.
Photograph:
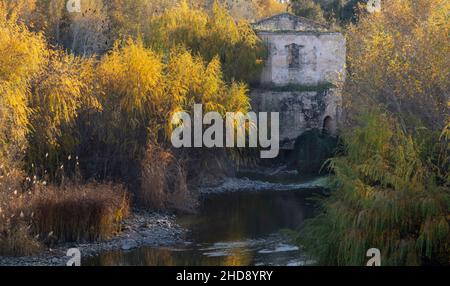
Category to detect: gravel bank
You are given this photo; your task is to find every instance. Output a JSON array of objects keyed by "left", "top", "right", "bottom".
[{"left": 0, "top": 211, "right": 185, "bottom": 266}]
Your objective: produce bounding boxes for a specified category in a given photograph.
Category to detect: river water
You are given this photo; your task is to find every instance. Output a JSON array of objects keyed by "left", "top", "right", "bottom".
[{"left": 84, "top": 175, "right": 325, "bottom": 266}]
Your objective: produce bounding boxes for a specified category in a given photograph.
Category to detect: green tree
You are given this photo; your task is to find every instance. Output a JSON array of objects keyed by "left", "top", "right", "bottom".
[{"left": 289, "top": 0, "right": 327, "bottom": 24}]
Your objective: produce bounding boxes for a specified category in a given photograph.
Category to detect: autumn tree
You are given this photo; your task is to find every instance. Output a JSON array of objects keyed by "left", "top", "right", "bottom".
[
  {"left": 26, "top": 51, "right": 100, "bottom": 177},
  {"left": 301, "top": 0, "right": 450, "bottom": 266},
  {"left": 0, "top": 3, "right": 47, "bottom": 170},
  {"left": 108, "top": 0, "right": 178, "bottom": 42},
  {"left": 345, "top": 0, "right": 449, "bottom": 132},
  {"left": 148, "top": 1, "right": 266, "bottom": 83},
  {"left": 0, "top": 0, "right": 37, "bottom": 24},
  {"left": 79, "top": 40, "right": 250, "bottom": 180},
  {"left": 30, "top": 0, "right": 67, "bottom": 44}
]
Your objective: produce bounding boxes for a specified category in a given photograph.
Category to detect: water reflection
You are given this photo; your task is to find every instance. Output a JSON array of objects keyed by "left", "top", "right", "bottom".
[{"left": 84, "top": 188, "right": 321, "bottom": 266}]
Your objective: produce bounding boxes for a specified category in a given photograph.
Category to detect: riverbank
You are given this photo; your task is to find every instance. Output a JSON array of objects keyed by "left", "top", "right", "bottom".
[
  {"left": 0, "top": 211, "right": 185, "bottom": 266},
  {"left": 200, "top": 165, "right": 331, "bottom": 194},
  {"left": 82, "top": 176, "right": 324, "bottom": 266},
  {"left": 0, "top": 167, "right": 328, "bottom": 266}
]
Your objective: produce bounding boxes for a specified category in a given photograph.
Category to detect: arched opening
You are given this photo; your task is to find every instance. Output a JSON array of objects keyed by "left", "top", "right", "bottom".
[
  {"left": 322, "top": 116, "right": 333, "bottom": 135},
  {"left": 294, "top": 129, "right": 338, "bottom": 175}
]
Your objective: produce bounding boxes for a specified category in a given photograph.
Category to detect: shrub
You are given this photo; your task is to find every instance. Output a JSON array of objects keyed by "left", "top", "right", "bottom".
[
  {"left": 1, "top": 161, "right": 130, "bottom": 255},
  {"left": 26, "top": 51, "right": 100, "bottom": 180},
  {"left": 30, "top": 183, "right": 130, "bottom": 243},
  {"left": 82, "top": 40, "right": 250, "bottom": 182},
  {"left": 300, "top": 110, "right": 450, "bottom": 266}
]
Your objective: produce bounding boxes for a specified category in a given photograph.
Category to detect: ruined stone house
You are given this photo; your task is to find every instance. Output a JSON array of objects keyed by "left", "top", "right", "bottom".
[{"left": 250, "top": 13, "right": 346, "bottom": 150}]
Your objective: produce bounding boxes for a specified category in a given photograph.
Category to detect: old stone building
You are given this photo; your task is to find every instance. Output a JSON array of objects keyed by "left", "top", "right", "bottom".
[{"left": 250, "top": 13, "right": 346, "bottom": 150}]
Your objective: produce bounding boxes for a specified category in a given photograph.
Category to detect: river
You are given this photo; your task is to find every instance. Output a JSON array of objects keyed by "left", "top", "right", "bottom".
[{"left": 84, "top": 174, "right": 325, "bottom": 266}]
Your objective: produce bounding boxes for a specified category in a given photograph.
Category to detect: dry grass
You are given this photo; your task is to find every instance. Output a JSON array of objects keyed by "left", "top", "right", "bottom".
[
  {"left": 31, "top": 183, "right": 130, "bottom": 243},
  {"left": 0, "top": 167, "right": 41, "bottom": 256},
  {"left": 0, "top": 165, "right": 130, "bottom": 255},
  {"left": 139, "top": 145, "right": 196, "bottom": 213},
  {"left": 0, "top": 225, "right": 41, "bottom": 256}
]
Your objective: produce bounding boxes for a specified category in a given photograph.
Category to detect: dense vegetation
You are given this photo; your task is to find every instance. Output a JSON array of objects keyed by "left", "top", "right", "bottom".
[
  {"left": 301, "top": 0, "right": 449, "bottom": 266},
  {"left": 289, "top": 0, "right": 367, "bottom": 26},
  {"left": 0, "top": 1, "right": 258, "bottom": 255},
  {"left": 147, "top": 2, "right": 266, "bottom": 83},
  {"left": 0, "top": 0, "right": 448, "bottom": 266}
]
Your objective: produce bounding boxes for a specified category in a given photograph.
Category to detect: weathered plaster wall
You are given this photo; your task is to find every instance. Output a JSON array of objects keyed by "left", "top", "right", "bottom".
[
  {"left": 258, "top": 32, "right": 346, "bottom": 86},
  {"left": 250, "top": 13, "right": 345, "bottom": 151},
  {"left": 250, "top": 88, "right": 342, "bottom": 149}
]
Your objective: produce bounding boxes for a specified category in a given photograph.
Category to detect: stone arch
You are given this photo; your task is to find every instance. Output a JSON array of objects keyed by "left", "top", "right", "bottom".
[
  {"left": 322, "top": 116, "right": 334, "bottom": 135},
  {"left": 293, "top": 129, "right": 338, "bottom": 175}
]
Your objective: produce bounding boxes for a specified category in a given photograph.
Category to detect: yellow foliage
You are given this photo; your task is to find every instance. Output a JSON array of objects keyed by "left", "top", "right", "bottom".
[
  {"left": 26, "top": 51, "right": 101, "bottom": 171},
  {"left": 0, "top": 2, "right": 252, "bottom": 182},
  {"left": 345, "top": 0, "right": 450, "bottom": 131},
  {"left": 254, "top": 0, "right": 287, "bottom": 19},
  {"left": 0, "top": 2, "right": 47, "bottom": 166},
  {"left": 98, "top": 40, "right": 164, "bottom": 118},
  {"left": 94, "top": 40, "right": 250, "bottom": 159},
  {"left": 148, "top": 1, "right": 266, "bottom": 83}
]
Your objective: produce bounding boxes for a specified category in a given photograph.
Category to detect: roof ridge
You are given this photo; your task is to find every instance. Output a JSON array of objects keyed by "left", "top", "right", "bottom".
[{"left": 252, "top": 13, "right": 328, "bottom": 29}]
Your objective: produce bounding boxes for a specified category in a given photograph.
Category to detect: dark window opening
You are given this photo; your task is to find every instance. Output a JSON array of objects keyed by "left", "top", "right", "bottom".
[
  {"left": 323, "top": 116, "right": 333, "bottom": 135},
  {"left": 286, "top": 43, "right": 301, "bottom": 69}
]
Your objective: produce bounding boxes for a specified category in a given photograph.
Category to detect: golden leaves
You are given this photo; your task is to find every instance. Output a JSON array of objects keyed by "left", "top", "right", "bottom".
[
  {"left": 148, "top": 1, "right": 265, "bottom": 83},
  {"left": 345, "top": 0, "right": 449, "bottom": 130},
  {"left": 0, "top": 3, "right": 47, "bottom": 162}
]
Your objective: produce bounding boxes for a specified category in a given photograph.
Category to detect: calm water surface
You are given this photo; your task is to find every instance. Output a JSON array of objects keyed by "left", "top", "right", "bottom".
[{"left": 84, "top": 176, "right": 323, "bottom": 266}]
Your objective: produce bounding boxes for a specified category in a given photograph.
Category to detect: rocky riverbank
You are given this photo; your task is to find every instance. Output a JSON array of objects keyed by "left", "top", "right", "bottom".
[
  {"left": 0, "top": 211, "right": 185, "bottom": 266},
  {"left": 200, "top": 176, "right": 329, "bottom": 194},
  {"left": 0, "top": 166, "right": 329, "bottom": 266},
  {"left": 200, "top": 165, "right": 331, "bottom": 194}
]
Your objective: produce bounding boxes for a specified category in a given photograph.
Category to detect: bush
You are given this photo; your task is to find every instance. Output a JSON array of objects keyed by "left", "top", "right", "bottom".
[
  {"left": 31, "top": 183, "right": 130, "bottom": 243},
  {"left": 82, "top": 40, "right": 250, "bottom": 182},
  {"left": 300, "top": 110, "right": 450, "bottom": 266},
  {"left": 294, "top": 129, "right": 338, "bottom": 175},
  {"left": 1, "top": 178, "right": 130, "bottom": 256}
]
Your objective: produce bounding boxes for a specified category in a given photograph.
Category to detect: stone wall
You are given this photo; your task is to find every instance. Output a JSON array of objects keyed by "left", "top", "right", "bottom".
[
  {"left": 258, "top": 32, "right": 346, "bottom": 86},
  {"left": 250, "top": 88, "right": 341, "bottom": 150},
  {"left": 250, "top": 13, "right": 345, "bottom": 151}
]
